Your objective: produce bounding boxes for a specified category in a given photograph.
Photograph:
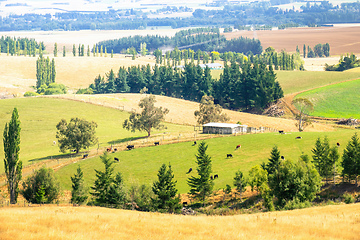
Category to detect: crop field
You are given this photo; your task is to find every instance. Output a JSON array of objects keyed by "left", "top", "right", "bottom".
[
  {"left": 0, "top": 97, "right": 193, "bottom": 174},
  {"left": 1, "top": 203, "right": 360, "bottom": 240},
  {"left": 224, "top": 25, "right": 360, "bottom": 55},
  {"left": 295, "top": 79, "right": 360, "bottom": 119},
  {"left": 56, "top": 129, "right": 356, "bottom": 193}
]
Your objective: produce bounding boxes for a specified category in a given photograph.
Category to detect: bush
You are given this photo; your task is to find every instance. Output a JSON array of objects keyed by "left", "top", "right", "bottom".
[
  {"left": 343, "top": 193, "right": 355, "bottom": 204},
  {"left": 282, "top": 198, "right": 312, "bottom": 210},
  {"left": 76, "top": 88, "right": 94, "bottom": 94},
  {"left": 24, "top": 91, "right": 39, "bottom": 97},
  {"left": 21, "top": 167, "right": 60, "bottom": 204}
]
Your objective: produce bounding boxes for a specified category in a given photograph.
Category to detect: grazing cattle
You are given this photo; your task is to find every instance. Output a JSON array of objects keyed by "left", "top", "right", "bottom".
[
  {"left": 192, "top": 141, "right": 197, "bottom": 146},
  {"left": 186, "top": 168, "right": 192, "bottom": 174},
  {"left": 227, "top": 154, "right": 233, "bottom": 158},
  {"left": 210, "top": 176, "right": 213, "bottom": 180},
  {"left": 337, "top": 142, "right": 340, "bottom": 147},
  {"left": 296, "top": 136, "right": 302, "bottom": 139},
  {"left": 113, "top": 148, "right": 117, "bottom": 152},
  {"left": 154, "top": 141, "right": 160, "bottom": 146},
  {"left": 281, "top": 156, "right": 285, "bottom": 160},
  {"left": 106, "top": 147, "right": 112, "bottom": 152},
  {"left": 182, "top": 202, "right": 188, "bottom": 206},
  {"left": 83, "top": 154, "right": 88, "bottom": 159},
  {"left": 236, "top": 144, "right": 241, "bottom": 150},
  {"left": 279, "top": 130, "right": 284, "bottom": 134},
  {"left": 214, "top": 174, "right": 218, "bottom": 179},
  {"left": 114, "top": 157, "right": 119, "bottom": 162},
  {"left": 53, "top": 141, "right": 56, "bottom": 145},
  {"left": 127, "top": 145, "right": 134, "bottom": 150}
]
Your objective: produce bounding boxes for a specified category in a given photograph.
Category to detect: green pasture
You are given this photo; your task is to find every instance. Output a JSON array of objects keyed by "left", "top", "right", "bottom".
[
  {"left": 0, "top": 97, "right": 193, "bottom": 173},
  {"left": 56, "top": 129, "right": 357, "bottom": 194},
  {"left": 295, "top": 79, "right": 360, "bottom": 119},
  {"left": 276, "top": 70, "right": 360, "bottom": 95}
]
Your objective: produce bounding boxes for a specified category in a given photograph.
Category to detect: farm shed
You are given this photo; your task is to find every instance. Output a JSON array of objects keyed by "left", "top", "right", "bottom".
[
  {"left": 202, "top": 122, "right": 247, "bottom": 134},
  {"left": 198, "top": 63, "right": 223, "bottom": 70}
]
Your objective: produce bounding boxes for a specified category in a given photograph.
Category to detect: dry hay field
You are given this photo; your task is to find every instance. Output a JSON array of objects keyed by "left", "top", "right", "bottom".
[
  {"left": 1, "top": 203, "right": 359, "bottom": 240},
  {"left": 224, "top": 24, "right": 360, "bottom": 55},
  {"left": 56, "top": 93, "right": 334, "bottom": 132}
]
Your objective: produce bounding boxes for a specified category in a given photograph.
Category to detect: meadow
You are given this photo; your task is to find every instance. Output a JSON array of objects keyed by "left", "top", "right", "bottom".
[
  {"left": 0, "top": 97, "right": 193, "bottom": 173},
  {"left": 295, "top": 79, "right": 360, "bottom": 119},
  {"left": 1, "top": 203, "right": 359, "bottom": 240},
  {"left": 56, "top": 129, "right": 356, "bottom": 194}
]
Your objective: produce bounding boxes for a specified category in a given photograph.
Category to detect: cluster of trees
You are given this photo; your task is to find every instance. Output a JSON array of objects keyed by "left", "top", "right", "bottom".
[
  {"left": 300, "top": 43, "right": 330, "bottom": 58},
  {"left": 1, "top": 2, "right": 360, "bottom": 31},
  {"left": 98, "top": 29, "right": 262, "bottom": 55},
  {"left": 262, "top": 47, "right": 304, "bottom": 70},
  {"left": 325, "top": 53, "right": 360, "bottom": 71},
  {"left": 35, "top": 55, "right": 66, "bottom": 95},
  {"left": 0, "top": 36, "right": 44, "bottom": 56},
  {"left": 86, "top": 61, "right": 283, "bottom": 112}
]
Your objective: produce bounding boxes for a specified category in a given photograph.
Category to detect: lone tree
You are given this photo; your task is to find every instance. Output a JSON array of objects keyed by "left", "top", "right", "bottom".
[
  {"left": 123, "top": 95, "right": 169, "bottom": 137},
  {"left": 71, "top": 165, "right": 88, "bottom": 205},
  {"left": 194, "top": 95, "right": 229, "bottom": 125},
  {"left": 152, "top": 163, "right": 181, "bottom": 213},
  {"left": 187, "top": 141, "right": 214, "bottom": 206},
  {"left": 3, "top": 108, "right": 22, "bottom": 204},
  {"left": 292, "top": 97, "right": 314, "bottom": 132},
  {"left": 56, "top": 117, "right": 98, "bottom": 154},
  {"left": 233, "top": 170, "right": 247, "bottom": 201},
  {"left": 265, "top": 145, "right": 281, "bottom": 175}
]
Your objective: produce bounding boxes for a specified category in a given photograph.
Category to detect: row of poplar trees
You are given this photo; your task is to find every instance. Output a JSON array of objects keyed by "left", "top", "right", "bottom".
[
  {"left": 88, "top": 61, "right": 283, "bottom": 112},
  {"left": 36, "top": 55, "right": 56, "bottom": 89}
]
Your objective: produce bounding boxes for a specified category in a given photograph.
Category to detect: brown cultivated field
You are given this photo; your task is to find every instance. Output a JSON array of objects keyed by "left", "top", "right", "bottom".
[
  {"left": 224, "top": 25, "right": 360, "bottom": 55},
  {"left": 1, "top": 203, "right": 359, "bottom": 240}
]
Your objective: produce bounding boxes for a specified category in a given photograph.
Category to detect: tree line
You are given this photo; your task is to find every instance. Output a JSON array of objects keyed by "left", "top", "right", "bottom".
[
  {"left": 325, "top": 53, "right": 360, "bottom": 71},
  {"left": 0, "top": 36, "right": 44, "bottom": 56},
  {"left": 85, "top": 61, "right": 283, "bottom": 112}
]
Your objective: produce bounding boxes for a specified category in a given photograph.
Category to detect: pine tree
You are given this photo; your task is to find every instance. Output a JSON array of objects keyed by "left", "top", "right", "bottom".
[
  {"left": 233, "top": 170, "right": 247, "bottom": 201},
  {"left": 312, "top": 137, "right": 331, "bottom": 180},
  {"left": 91, "top": 153, "right": 115, "bottom": 205},
  {"left": 152, "top": 163, "right": 181, "bottom": 213},
  {"left": 3, "top": 108, "right": 22, "bottom": 204},
  {"left": 265, "top": 145, "right": 281, "bottom": 175},
  {"left": 342, "top": 133, "right": 360, "bottom": 183},
  {"left": 71, "top": 165, "right": 88, "bottom": 205},
  {"left": 187, "top": 141, "right": 214, "bottom": 206},
  {"left": 107, "top": 172, "right": 126, "bottom": 206}
]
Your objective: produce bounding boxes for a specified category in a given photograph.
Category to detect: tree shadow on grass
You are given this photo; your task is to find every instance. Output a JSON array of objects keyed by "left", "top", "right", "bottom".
[
  {"left": 29, "top": 152, "right": 82, "bottom": 163},
  {"left": 107, "top": 136, "right": 148, "bottom": 145}
]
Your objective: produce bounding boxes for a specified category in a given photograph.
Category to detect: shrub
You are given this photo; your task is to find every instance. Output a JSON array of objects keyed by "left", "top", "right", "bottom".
[
  {"left": 282, "top": 198, "right": 312, "bottom": 210},
  {"left": 343, "top": 193, "right": 355, "bottom": 204},
  {"left": 76, "top": 88, "right": 94, "bottom": 94},
  {"left": 24, "top": 91, "right": 39, "bottom": 97},
  {"left": 21, "top": 167, "right": 60, "bottom": 204}
]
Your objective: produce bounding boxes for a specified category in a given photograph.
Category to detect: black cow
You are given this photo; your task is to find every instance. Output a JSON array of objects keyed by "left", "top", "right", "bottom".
[
  {"left": 114, "top": 157, "right": 119, "bottom": 162},
  {"left": 192, "top": 141, "right": 197, "bottom": 146},
  {"left": 210, "top": 176, "right": 213, "bottom": 180},
  {"left": 154, "top": 142, "right": 160, "bottom": 146},
  {"left": 186, "top": 168, "right": 192, "bottom": 174},
  {"left": 182, "top": 202, "right": 188, "bottom": 206},
  {"left": 214, "top": 174, "right": 218, "bottom": 179},
  {"left": 337, "top": 142, "right": 340, "bottom": 147},
  {"left": 227, "top": 154, "right": 233, "bottom": 158},
  {"left": 279, "top": 130, "right": 284, "bottom": 134},
  {"left": 127, "top": 145, "right": 134, "bottom": 150},
  {"left": 83, "top": 154, "right": 88, "bottom": 159},
  {"left": 113, "top": 148, "right": 117, "bottom": 152},
  {"left": 281, "top": 156, "right": 285, "bottom": 160},
  {"left": 296, "top": 136, "right": 302, "bottom": 139}
]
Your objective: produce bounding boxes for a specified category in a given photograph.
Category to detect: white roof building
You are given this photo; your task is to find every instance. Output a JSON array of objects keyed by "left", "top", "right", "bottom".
[{"left": 202, "top": 122, "right": 247, "bottom": 134}]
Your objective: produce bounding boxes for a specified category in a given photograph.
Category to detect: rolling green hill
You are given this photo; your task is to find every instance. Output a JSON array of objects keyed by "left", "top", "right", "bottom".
[
  {"left": 0, "top": 97, "right": 192, "bottom": 173},
  {"left": 295, "top": 79, "right": 360, "bottom": 119},
  {"left": 56, "top": 129, "right": 357, "bottom": 193}
]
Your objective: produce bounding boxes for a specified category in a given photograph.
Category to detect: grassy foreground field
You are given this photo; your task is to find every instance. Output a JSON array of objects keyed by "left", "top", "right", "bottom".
[
  {"left": 1, "top": 203, "right": 359, "bottom": 240},
  {"left": 0, "top": 97, "right": 192, "bottom": 174},
  {"left": 56, "top": 129, "right": 357, "bottom": 193},
  {"left": 296, "top": 79, "right": 360, "bottom": 119}
]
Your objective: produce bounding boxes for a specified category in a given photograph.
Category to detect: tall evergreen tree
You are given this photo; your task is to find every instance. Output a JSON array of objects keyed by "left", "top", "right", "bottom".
[
  {"left": 72, "top": 44, "right": 76, "bottom": 56},
  {"left": 233, "top": 170, "right": 247, "bottom": 201},
  {"left": 54, "top": 43, "right": 58, "bottom": 57},
  {"left": 187, "top": 141, "right": 214, "bottom": 206},
  {"left": 312, "top": 137, "right": 331, "bottom": 180},
  {"left": 71, "top": 165, "right": 88, "bottom": 204},
  {"left": 265, "top": 145, "right": 281, "bottom": 175},
  {"left": 342, "top": 133, "right": 360, "bottom": 183},
  {"left": 63, "top": 46, "right": 66, "bottom": 57},
  {"left": 3, "top": 108, "right": 22, "bottom": 204},
  {"left": 152, "top": 163, "right": 181, "bottom": 213}
]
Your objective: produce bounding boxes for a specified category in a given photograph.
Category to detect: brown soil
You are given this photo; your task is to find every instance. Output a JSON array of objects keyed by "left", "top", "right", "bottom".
[{"left": 224, "top": 25, "right": 360, "bottom": 55}]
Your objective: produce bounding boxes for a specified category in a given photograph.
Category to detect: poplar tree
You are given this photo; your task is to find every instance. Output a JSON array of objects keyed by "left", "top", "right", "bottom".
[
  {"left": 87, "top": 45, "right": 90, "bottom": 57},
  {"left": 187, "top": 141, "right": 214, "bottom": 206},
  {"left": 72, "top": 44, "right": 76, "bottom": 56},
  {"left": 3, "top": 108, "right": 22, "bottom": 204},
  {"left": 54, "top": 43, "right": 58, "bottom": 57},
  {"left": 63, "top": 46, "right": 66, "bottom": 57}
]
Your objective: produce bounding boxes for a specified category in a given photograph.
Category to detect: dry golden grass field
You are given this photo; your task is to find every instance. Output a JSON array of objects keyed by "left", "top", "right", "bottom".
[
  {"left": 224, "top": 25, "right": 360, "bottom": 55},
  {"left": 0, "top": 203, "right": 359, "bottom": 240}
]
